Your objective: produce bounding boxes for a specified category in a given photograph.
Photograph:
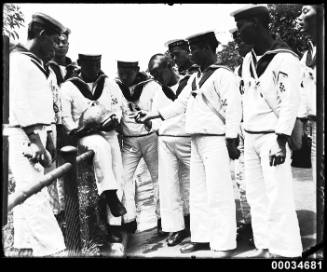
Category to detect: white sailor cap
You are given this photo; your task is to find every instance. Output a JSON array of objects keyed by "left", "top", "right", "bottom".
[{"left": 31, "top": 12, "right": 66, "bottom": 34}]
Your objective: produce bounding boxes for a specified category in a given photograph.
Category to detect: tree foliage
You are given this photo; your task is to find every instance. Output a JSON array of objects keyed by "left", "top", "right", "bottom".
[
  {"left": 268, "top": 4, "right": 309, "bottom": 56},
  {"left": 3, "top": 3, "right": 25, "bottom": 40},
  {"left": 218, "top": 4, "right": 310, "bottom": 70}
]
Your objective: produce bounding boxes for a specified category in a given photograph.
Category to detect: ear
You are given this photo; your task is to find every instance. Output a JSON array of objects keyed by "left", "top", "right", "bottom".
[
  {"left": 77, "top": 59, "right": 81, "bottom": 66},
  {"left": 136, "top": 67, "right": 140, "bottom": 73},
  {"left": 38, "top": 29, "right": 46, "bottom": 38}
]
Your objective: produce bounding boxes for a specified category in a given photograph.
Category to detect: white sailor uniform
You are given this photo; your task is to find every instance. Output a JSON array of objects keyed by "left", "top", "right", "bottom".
[
  {"left": 159, "top": 64, "right": 242, "bottom": 250},
  {"left": 117, "top": 79, "right": 161, "bottom": 224},
  {"left": 8, "top": 50, "right": 66, "bottom": 256},
  {"left": 151, "top": 80, "right": 191, "bottom": 233},
  {"left": 240, "top": 45, "right": 303, "bottom": 257},
  {"left": 60, "top": 74, "right": 124, "bottom": 225}
]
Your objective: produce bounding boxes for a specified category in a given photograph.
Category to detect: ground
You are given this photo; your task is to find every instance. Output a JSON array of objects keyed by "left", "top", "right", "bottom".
[{"left": 120, "top": 166, "right": 319, "bottom": 258}]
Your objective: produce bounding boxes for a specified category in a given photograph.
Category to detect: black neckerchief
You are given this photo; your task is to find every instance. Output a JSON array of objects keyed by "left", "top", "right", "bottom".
[
  {"left": 250, "top": 40, "right": 298, "bottom": 78},
  {"left": 191, "top": 64, "right": 230, "bottom": 91},
  {"left": 116, "top": 73, "right": 151, "bottom": 102},
  {"left": 133, "top": 79, "right": 154, "bottom": 101},
  {"left": 68, "top": 72, "right": 107, "bottom": 101},
  {"left": 175, "top": 64, "right": 199, "bottom": 97},
  {"left": 175, "top": 75, "right": 190, "bottom": 98},
  {"left": 48, "top": 57, "right": 73, "bottom": 85},
  {"left": 11, "top": 44, "right": 50, "bottom": 78},
  {"left": 160, "top": 83, "right": 176, "bottom": 101}
]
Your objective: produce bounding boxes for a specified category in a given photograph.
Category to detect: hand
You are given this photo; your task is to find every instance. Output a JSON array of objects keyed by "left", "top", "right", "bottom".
[
  {"left": 101, "top": 115, "right": 120, "bottom": 132},
  {"left": 269, "top": 135, "right": 287, "bottom": 166},
  {"left": 23, "top": 133, "right": 47, "bottom": 164},
  {"left": 135, "top": 110, "right": 151, "bottom": 124},
  {"left": 226, "top": 138, "right": 241, "bottom": 160}
]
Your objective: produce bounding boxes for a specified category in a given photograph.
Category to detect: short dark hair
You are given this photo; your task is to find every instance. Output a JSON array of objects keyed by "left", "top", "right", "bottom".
[{"left": 27, "top": 22, "right": 59, "bottom": 40}]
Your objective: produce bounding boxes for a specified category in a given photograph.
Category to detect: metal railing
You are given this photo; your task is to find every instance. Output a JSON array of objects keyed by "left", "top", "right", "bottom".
[{"left": 7, "top": 145, "right": 94, "bottom": 256}]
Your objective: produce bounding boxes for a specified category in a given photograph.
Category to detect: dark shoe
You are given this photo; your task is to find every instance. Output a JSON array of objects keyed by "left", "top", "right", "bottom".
[
  {"left": 104, "top": 190, "right": 127, "bottom": 217},
  {"left": 157, "top": 219, "right": 168, "bottom": 237},
  {"left": 107, "top": 231, "right": 123, "bottom": 243},
  {"left": 106, "top": 225, "right": 123, "bottom": 243},
  {"left": 167, "top": 230, "right": 188, "bottom": 247},
  {"left": 123, "top": 220, "right": 137, "bottom": 234},
  {"left": 180, "top": 242, "right": 210, "bottom": 254}
]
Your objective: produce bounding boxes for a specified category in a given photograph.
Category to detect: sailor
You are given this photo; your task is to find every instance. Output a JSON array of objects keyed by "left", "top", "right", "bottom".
[
  {"left": 136, "top": 31, "right": 242, "bottom": 256},
  {"left": 7, "top": 12, "right": 66, "bottom": 256},
  {"left": 148, "top": 53, "right": 191, "bottom": 246},
  {"left": 45, "top": 27, "right": 78, "bottom": 221},
  {"left": 231, "top": 4, "right": 303, "bottom": 257},
  {"left": 115, "top": 60, "right": 163, "bottom": 235},
  {"left": 60, "top": 53, "right": 126, "bottom": 243}
]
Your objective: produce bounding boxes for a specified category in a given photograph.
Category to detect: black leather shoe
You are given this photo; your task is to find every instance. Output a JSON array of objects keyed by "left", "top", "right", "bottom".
[
  {"left": 180, "top": 242, "right": 210, "bottom": 253},
  {"left": 167, "top": 230, "right": 188, "bottom": 247},
  {"left": 123, "top": 220, "right": 137, "bottom": 234},
  {"left": 106, "top": 225, "right": 123, "bottom": 243},
  {"left": 107, "top": 231, "right": 123, "bottom": 243}
]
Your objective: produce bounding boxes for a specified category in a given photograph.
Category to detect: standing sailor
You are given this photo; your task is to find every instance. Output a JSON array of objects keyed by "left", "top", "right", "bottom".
[
  {"left": 148, "top": 53, "right": 191, "bottom": 246},
  {"left": 8, "top": 12, "right": 66, "bottom": 256},
  {"left": 116, "top": 60, "right": 163, "bottom": 234},
  {"left": 231, "top": 4, "right": 303, "bottom": 257},
  {"left": 136, "top": 31, "right": 242, "bottom": 256}
]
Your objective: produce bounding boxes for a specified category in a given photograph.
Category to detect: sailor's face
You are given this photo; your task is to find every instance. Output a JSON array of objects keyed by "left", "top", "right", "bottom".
[
  {"left": 54, "top": 33, "right": 69, "bottom": 57},
  {"left": 118, "top": 67, "right": 139, "bottom": 87},
  {"left": 236, "top": 18, "right": 257, "bottom": 45},
  {"left": 170, "top": 48, "right": 190, "bottom": 68},
  {"left": 189, "top": 44, "right": 206, "bottom": 66},
  {"left": 296, "top": 5, "right": 317, "bottom": 33},
  {"left": 79, "top": 61, "right": 101, "bottom": 81},
  {"left": 41, "top": 32, "right": 60, "bottom": 62}
]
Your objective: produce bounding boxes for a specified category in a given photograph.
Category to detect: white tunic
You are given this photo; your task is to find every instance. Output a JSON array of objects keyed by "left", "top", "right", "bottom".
[
  {"left": 241, "top": 50, "right": 301, "bottom": 135},
  {"left": 159, "top": 66, "right": 242, "bottom": 138},
  {"left": 152, "top": 83, "right": 189, "bottom": 136},
  {"left": 9, "top": 52, "right": 55, "bottom": 127},
  {"left": 120, "top": 80, "right": 162, "bottom": 136},
  {"left": 60, "top": 77, "right": 123, "bottom": 136}
]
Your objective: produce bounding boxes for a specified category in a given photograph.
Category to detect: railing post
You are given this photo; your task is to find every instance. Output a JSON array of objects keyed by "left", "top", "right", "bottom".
[{"left": 60, "top": 145, "right": 81, "bottom": 256}]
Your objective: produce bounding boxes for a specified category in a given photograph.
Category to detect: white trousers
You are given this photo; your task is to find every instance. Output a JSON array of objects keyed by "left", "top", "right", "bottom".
[
  {"left": 122, "top": 132, "right": 159, "bottom": 223},
  {"left": 190, "top": 135, "right": 237, "bottom": 251},
  {"left": 79, "top": 132, "right": 123, "bottom": 225},
  {"left": 244, "top": 133, "right": 303, "bottom": 257},
  {"left": 9, "top": 127, "right": 66, "bottom": 256},
  {"left": 158, "top": 136, "right": 191, "bottom": 232}
]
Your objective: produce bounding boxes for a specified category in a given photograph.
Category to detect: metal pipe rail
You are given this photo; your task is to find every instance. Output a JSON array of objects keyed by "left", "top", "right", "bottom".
[{"left": 7, "top": 148, "right": 94, "bottom": 211}]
